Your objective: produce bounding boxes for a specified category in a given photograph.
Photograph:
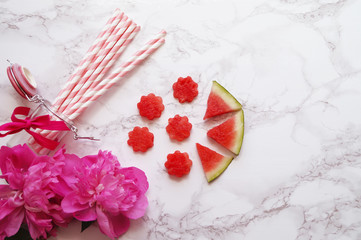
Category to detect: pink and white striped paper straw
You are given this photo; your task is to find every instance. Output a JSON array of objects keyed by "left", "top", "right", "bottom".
[
  {"left": 52, "top": 9, "right": 123, "bottom": 112},
  {"left": 31, "top": 28, "right": 166, "bottom": 153},
  {"left": 28, "top": 13, "right": 128, "bottom": 143},
  {"left": 56, "top": 17, "right": 131, "bottom": 114},
  {"left": 60, "top": 24, "right": 140, "bottom": 114},
  {"left": 28, "top": 10, "right": 124, "bottom": 147},
  {"left": 32, "top": 24, "right": 141, "bottom": 147},
  {"left": 66, "top": 30, "right": 166, "bottom": 119}
]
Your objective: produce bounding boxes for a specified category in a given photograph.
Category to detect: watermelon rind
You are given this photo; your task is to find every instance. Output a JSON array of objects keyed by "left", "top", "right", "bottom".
[
  {"left": 212, "top": 81, "right": 242, "bottom": 110},
  {"left": 196, "top": 143, "right": 234, "bottom": 182},
  {"left": 234, "top": 109, "right": 244, "bottom": 155},
  {"left": 203, "top": 81, "right": 242, "bottom": 120},
  {"left": 206, "top": 155, "right": 233, "bottom": 182},
  {"left": 207, "top": 109, "right": 244, "bottom": 155}
]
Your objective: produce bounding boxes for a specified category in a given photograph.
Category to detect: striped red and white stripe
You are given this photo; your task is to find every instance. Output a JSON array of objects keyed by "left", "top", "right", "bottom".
[
  {"left": 60, "top": 24, "right": 140, "bottom": 114},
  {"left": 52, "top": 9, "right": 123, "bottom": 112},
  {"left": 57, "top": 16, "right": 131, "bottom": 114},
  {"left": 29, "top": 14, "right": 165, "bottom": 153},
  {"left": 66, "top": 30, "right": 166, "bottom": 119}
]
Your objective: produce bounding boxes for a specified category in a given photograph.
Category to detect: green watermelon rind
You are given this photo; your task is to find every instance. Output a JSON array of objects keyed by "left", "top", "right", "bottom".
[
  {"left": 207, "top": 109, "right": 245, "bottom": 155},
  {"left": 196, "top": 143, "right": 234, "bottom": 183},
  {"left": 212, "top": 80, "right": 242, "bottom": 112},
  {"left": 206, "top": 155, "right": 234, "bottom": 182},
  {"left": 232, "top": 109, "right": 244, "bottom": 155}
]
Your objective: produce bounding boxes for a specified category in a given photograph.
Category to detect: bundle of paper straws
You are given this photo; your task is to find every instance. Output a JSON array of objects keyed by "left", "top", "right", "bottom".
[{"left": 29, "top": 9, "right": 166, "bottom": 153}]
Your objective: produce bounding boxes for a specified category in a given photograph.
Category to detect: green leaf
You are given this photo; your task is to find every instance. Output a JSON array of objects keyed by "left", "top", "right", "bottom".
[
  {"left": 81, "top": 221, "right": 95, "bottom": 232},
  {"left": 6, "top": 227, "right": 32, "bottom": 240}
]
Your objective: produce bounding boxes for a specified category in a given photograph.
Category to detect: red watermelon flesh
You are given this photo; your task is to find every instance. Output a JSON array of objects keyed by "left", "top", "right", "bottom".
[
  {"left": 207, "top": 109, "right": 244, "bottom": 155},
  {"left": 203, "top": 81, "right": 242, "bottom": 120},
  {"left": 196, "top": 143, "right": 233, "bottom": 182}
]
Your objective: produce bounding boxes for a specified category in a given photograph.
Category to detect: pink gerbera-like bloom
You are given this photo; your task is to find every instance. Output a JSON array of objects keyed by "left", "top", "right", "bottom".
[
  {"left": 58, "top": 150, "right": 149, "bottom": 239},
  {"left": 0, "top": 145, "right": 72, "bottom": 240}
]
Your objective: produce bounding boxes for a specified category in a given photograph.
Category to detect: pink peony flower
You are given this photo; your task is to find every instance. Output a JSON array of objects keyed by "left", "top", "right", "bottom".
[
  {"left": 0, "top": 145, "right": 149, "bottom": 239},
  {"left": 0, "top": 145, "right": 72, "bottom": 239},
  {"left": 59, "top": 150, "right": 149, "bottom": 239}
]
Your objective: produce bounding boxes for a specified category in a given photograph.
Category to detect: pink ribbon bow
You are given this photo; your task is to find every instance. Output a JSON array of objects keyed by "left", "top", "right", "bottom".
[{"left": 0, "top": 107, "right": 70, "bottom": 150}]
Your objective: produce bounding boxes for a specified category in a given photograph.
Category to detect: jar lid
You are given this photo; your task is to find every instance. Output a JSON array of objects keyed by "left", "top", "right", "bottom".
[{"left": 7, "top": 63, "right": 38, "bottom": 99}]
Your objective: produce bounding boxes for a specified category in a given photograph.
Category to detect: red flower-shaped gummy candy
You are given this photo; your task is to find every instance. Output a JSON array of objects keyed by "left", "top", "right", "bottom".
[
  {"left": 165, "top": 151, "right": 193, "bottom": 177},
  {"left": 166, "top": 115, "right": 192, "bottom": 141},
  {"left": 173, "top": 76, "right": 198, "bottom": 103},
  {"left": 137, "top": 93, "right": 165, "bottom": 120},
  {"left": 127, "top": 126, "right": 154, "bottom": 152}
]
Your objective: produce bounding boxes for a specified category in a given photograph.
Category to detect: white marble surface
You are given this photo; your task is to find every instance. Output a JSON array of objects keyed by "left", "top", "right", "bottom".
[{"left": 1, "top": 0, "right": 361, "bottom": 239}]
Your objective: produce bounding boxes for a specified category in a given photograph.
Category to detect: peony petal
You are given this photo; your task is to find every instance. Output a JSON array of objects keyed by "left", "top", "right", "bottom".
[
  {"left": 51, "top": 178, "right": 73, "bottom": 197},
  {"left": 121, "top": 194, "right": 148, "bottom": 219},
  {"left": 0, "top": 145, "right": 35, "bottom": 173},
  {"left": 53, "top": 147, "right": 83, "bottom": 181},
  {"left": 0, "top": 202, "right": 17, "bottom": 221},
  {"left": 120, "top": 167, "right": 149, "bottom": 194},
  {"left": 25, "top": 211, "right": 53, "bottom": 240},
  {"left": 0, "top": 202, "right": 14, "bottom": 221},
  {"left": 61, "top": 193, "right": 90, "bottom": 213},
  {"left": 96, "top": 206, "right": 130, "bottom": 239},
  {"left": 82, "top": 154, "right": 98, "bottom": 167},
  {"left": 5, "top": 171, "right": 24, "bottom": 190},
  {"left": 0, "top": 207, "right": 24, "bottom": 237},
  {"left": 0, "top": 186, "right": 25, "bottom": 221},
  {"left": 74, "top": 207, "right": 97, "bottom": 222},
  {"left": 0, "top": 185, "right": 13, "bottom": 199}
]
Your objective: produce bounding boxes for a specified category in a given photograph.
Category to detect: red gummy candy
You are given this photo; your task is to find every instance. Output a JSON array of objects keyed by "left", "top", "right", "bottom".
[
  {"left": 166, "top": 115, "right": 192, "bottom": 141},
  {"left": 127, "top": 126, "right": 154, "bottom": 152},
  {"left": 137, "top": 93, "right": 165, "bottom": 120},
  {"left": 173, "top": 76, "right": 198, "bottom": 103},
  {"left": 165, "top": 151, "right": 193, "bottom": 177}
]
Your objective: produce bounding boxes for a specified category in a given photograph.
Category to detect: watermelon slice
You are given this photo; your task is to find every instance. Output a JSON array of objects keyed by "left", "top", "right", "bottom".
[
  {"left": 207, "top": 109, "right": 244, "bottom": 155},
  {"left": 203, "top": 81, "right": 242, "bottom": 120},
  {"left": 196, "top": 143, "right": 234, "bottom": 182}
]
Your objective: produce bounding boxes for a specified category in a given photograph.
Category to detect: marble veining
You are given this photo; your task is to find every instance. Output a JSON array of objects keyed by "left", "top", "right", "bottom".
[{"left": 1, "top": 0, "right": 361, "bottom": 239}]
